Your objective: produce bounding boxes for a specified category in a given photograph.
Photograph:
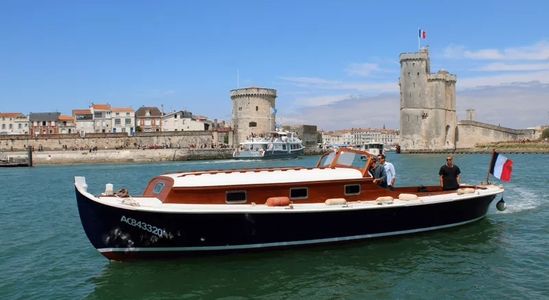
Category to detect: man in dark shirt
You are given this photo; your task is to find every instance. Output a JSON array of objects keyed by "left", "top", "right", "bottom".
[
  {"left": 369, "top": 157, "right": 388, "bottom": 188},
  {"left": 439, "top": 155, "right": 461, "bottom": 190}
]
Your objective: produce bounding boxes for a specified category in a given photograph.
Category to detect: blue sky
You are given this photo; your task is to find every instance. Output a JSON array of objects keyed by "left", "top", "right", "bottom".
[{"left": 1, "top": 0, "right": 548, "bottom": 130}]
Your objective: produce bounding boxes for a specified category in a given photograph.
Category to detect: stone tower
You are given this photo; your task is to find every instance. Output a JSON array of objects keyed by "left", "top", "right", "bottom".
[
  {"left": 398, "top": 47, "right": 457, "bottom": 150},
  {"left": 230, "top": 86, "right": 277, "bottom": 145}
]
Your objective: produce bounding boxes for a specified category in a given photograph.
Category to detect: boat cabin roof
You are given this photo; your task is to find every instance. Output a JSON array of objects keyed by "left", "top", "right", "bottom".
[
  {"left": 161, "top": 167, "right": 363, "bottom": 187},
  {"left": 160, "top": 148, "right": 374, "bottom": 188}
]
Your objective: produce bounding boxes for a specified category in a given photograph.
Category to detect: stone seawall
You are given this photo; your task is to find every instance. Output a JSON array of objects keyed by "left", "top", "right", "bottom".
[
  {"left": 23, "top": 149, "right": 233, "bottom": 165},
  {"left": 8, "top": 147, "right": 326, "bottom": 165},
  {"left": 0, "top": 131, "right": 216, "bottom": 152}
]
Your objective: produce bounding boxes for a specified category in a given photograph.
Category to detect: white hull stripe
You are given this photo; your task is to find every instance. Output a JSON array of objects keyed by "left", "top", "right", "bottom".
[{"left": 98, "top": 215, "right": 486, "bottom": 253}]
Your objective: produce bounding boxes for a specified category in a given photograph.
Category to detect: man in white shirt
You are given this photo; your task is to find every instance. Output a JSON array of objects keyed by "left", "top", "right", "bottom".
[{"left": 378, "top": 154, "right": 396, "bottom": 190}]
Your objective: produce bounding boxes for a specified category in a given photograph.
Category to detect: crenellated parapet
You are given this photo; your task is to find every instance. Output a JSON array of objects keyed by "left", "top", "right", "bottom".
[
  {"left": 428, "top": 71, "right": 457, "bottom": 83},
  {"left": 230, "top": 87, "right": 278, "bottom": 99},
  {"left": 399, "top": 47, "right": 430, "bottom": 63}
]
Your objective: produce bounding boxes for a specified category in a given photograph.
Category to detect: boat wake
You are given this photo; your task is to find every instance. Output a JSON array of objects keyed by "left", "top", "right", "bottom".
[{"left": 498, "top": 186, "right": 545, "bottom": 214}]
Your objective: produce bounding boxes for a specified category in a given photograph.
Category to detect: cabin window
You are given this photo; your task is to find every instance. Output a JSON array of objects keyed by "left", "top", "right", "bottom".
[
  {"left": 152, "top": 182, "right": 165, "bottom": 194},
  {"left": 249, "top": 122, "right": 257, "bottom": 127},
  {"left": 344, "top": 184, "right": 361, "bottom": 195},
  {"left": 289, "top": 187, "right": 308, "bottom": 199},
  {"left": 226, "top": 190, "right": 247, "bottom": 203}
]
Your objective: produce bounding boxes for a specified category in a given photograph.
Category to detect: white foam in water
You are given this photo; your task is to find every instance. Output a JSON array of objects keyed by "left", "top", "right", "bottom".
[{"left": 497, "top": 186, "right": 544, "bottom": 214}]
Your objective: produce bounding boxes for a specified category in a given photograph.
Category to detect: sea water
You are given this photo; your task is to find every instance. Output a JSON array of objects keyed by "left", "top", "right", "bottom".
[{"left": 0, "top": 153, "right": 548, "bottom": 299}]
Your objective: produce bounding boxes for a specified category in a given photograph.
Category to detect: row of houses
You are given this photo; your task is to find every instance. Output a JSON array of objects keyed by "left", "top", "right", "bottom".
[
  {"left": 0, "top": 104, "right": 230, "bottom": 136},
  {"left": 321, "top": 127, "right": 400, "bottom": 147}
]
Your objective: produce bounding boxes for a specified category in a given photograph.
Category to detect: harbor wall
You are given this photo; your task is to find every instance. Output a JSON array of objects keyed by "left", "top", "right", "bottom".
[
  {"left": 0, "top": 131, "right": 218, "bottom": 151},
  {"left": 5, "top": 147, "right": 325, "bottom": 165},
  {"left": 455, "top": 121, "right": 537, "bottom": 148}
]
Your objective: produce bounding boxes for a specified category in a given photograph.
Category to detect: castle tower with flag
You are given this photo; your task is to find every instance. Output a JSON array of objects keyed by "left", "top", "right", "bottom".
[{"left": 398, "top": 46, "right": 458, "bottom": 150}]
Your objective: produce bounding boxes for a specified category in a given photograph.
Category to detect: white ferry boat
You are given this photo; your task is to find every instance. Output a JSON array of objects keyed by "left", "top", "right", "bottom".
[{"left": 233, "top": 130, "right": 305, "bottom": 159}]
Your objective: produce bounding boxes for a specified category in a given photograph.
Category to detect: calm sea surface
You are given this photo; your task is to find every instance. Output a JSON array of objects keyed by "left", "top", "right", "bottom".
[{"left": 1, "top": 153, "right": 548, "bottom": 300}]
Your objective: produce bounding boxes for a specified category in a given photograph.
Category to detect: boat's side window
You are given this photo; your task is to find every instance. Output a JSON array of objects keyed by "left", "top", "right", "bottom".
[
  {"left": 344, "top": 184, "right": 361, "bottom": 196},
  {"left": 226, "top": 190, "right": 247, "bottom": 203},
  {"left": 152, "top": 182, "right": 165, "bottom": 194},
  {"left": 289, "top": 187, "right": 308, "bottom": 199}
]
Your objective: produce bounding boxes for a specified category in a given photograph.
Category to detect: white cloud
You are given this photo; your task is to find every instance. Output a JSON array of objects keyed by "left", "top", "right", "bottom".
[
  {"left": 278, "top": 40, "right": 549, "bottom": 130},
  {"left": 278, "top": 76, "right": 398, "bottom": 93},
  {"left": 345, "top": 63, "right": 381, "bottom": 76},
  {"left": 457, "top": 71, "right": 549, "bottom": 88},
  {"left": 476, "top": 62, "right": 549, "bottom": 71},
  {"left": 444, "top": 40, "right": 549, "bottom": 60},
  {"left": 280, "top": 94, "right": 400, "bottom": 131},
  {"left": 456, "top": 83, "right": 549, "bottom": 128},
  {"left": 280, "top": 83, "right": 549, "bottom": 131},
  {"left": 295, "top": 94, "right": 354, "bottom": 106}
]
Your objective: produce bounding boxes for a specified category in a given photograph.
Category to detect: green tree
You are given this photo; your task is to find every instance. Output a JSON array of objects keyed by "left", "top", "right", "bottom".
[{"left": 542, "top": 127, "right": 549, "bottom": 139}]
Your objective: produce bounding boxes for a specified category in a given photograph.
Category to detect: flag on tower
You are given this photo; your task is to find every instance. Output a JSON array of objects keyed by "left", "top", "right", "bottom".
[{"left": 419, "top": 29, "right": 426, "bottom": 39}]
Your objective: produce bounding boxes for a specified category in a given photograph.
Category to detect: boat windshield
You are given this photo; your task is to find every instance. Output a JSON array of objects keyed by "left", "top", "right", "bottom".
[{"left": 317, "top": 148, "right": 368, "bottom": 169}]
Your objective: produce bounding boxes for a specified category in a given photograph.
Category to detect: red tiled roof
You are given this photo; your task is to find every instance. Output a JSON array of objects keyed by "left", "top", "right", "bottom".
[
  {"left": 0, "top": 112, "right": 23, "bottom": 117},
  {"left": 72, "top": 109, "right": 91, "bottom": 115},
  {"left": 111, "top": 107, "right": 134, "bottom": 112},
  {"left": 92, "top": 104, "right": 111, "bottom": 110},
  {"left": 58, "top": 115, "right": 74, "bottom": 121}
]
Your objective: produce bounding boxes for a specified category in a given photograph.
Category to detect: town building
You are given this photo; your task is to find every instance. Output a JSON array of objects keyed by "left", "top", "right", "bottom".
[
  {"left": 111, "top": 107, "right": 135, "bottom": 134},
  {"left": 29, "top": 112, "right": 61, "bottom": 135},
  {"left": 135, "top": 106, "right": 162, "bottom": 132},
  {"left": 0, "top": 112, "right": 28, "bottom": 135},
  {"left": 72, "top": 109, "right": 94, "bottom": 135},
  {"left": 90, "top": 103, "right": 112, "bottom": 133},
  {"left": 58, "top": 115, "right": 76, "bottom": 134}
]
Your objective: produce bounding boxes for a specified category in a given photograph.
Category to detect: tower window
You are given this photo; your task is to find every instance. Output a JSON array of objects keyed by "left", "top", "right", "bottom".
[
  {"left": 249, "top": 122, "right": 257, "bottom": 127},
  {"left": 417, "top": 72, "right": 420, "bottom": 76},
  {"left": 256, "top": 106, "right": 258, "bottom": 111},
  {"left": 413, "top": 82, "right": 415, "bottom": 88},
  {"left": 238, "top": 107, "right": 242, "bottom": 111}
]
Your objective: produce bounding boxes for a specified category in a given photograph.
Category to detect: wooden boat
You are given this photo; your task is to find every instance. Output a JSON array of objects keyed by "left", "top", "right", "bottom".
[{"left": 74, "top": 147, "right": 505, "bottom": 261}]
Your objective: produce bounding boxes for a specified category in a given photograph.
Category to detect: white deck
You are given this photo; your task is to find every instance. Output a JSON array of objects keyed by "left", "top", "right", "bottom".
[
  {"left": 74, "top": 176, "right": 504, "bottom": 214},
  {"left": 162, "top": 168, "right": 365, "bottom": 187}
]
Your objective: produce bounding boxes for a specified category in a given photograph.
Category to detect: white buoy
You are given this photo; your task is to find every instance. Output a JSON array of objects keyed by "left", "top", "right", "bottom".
[{"left": 496, "top": 199, "right": 507, "bottom": 211}]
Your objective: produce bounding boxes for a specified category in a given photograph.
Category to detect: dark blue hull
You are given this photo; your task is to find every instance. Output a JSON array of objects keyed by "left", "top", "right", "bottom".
[{"left": 75, "top": 187, "right": 498, "bottom": 261}]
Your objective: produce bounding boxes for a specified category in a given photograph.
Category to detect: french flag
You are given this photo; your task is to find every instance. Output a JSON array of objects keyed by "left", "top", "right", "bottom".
[
  {"left": 490, "top": 152, "right": 513, "bottom": 182},
  {"left": 419, "top": 29, "right": 426, "bottom": 39}
]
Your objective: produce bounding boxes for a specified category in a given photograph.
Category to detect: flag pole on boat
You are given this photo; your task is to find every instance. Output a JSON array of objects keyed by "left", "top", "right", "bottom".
[{"left": 486, "top": 148, "right": 495, "bottom": 184}]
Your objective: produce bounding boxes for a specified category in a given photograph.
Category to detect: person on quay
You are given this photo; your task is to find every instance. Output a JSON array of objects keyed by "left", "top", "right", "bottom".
[
  {"left": 439, "top": 155, "right": 461, "bottom": 190},
  {"left": 378, "top": 154, "right": 396, "bottom": 190},
  {"left": 369, "top": 157, "right": 388, "bottom": 188}
]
